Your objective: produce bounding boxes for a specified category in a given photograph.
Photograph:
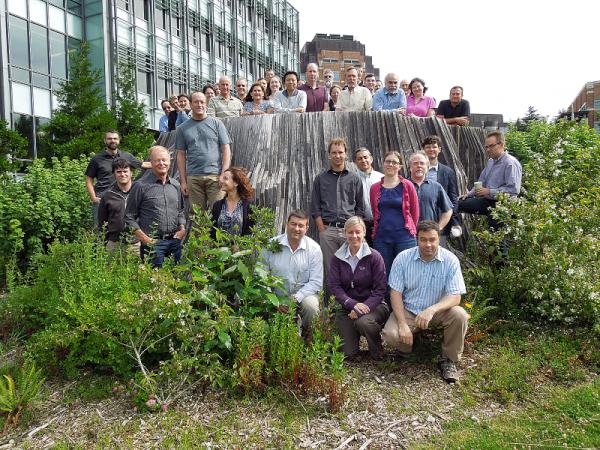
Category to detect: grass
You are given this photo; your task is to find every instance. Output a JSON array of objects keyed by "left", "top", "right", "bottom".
[{"left": 419, "top": 378, "right": 600, "bottom": 449}]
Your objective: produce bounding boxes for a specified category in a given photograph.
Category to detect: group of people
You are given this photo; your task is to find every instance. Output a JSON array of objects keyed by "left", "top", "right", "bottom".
[{"left": 158, "top": 64, "right": 471, "bottom": 131}]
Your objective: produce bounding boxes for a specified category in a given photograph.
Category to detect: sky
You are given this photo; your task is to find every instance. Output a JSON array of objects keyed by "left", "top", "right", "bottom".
[{"left": 288, "top": 0, "right": 600, "bottom": 122}]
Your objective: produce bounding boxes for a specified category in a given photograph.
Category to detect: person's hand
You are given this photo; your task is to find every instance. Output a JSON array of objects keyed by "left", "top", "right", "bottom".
[
  {"left": 415, "top": 307, "right": 435, "bottom": 330},
  {"left": 397, "top": 108, "right": 406, "bottom": 115},
  {"left": 397, "top": 322, "right": 413, "bottom": 346},
  {"left": 317, "top": 223, "right": 326, "bottom": 233},
  {"left": 475, "top": 187, "right": 491, "bottom": 198},
  {"left": 91, "top": 196, "right": 101, "bottom": 204},
  {"left": 348, "top": 310, "right": 358, "bottom": 320},
  {"left": 456, "top": 117, "right": 469, "bottom": 126},
  {"left": 180, "top": 180, "right": 188, "bottom": 196},
  {"left": 354, "top": 303, "right": 370, "bottom": 315},
  {"left": 143, "top": 236, "right": 156, "bottom": 246},
  {"left": 174, "top": 228, "right": 186, "bottom": 240}
]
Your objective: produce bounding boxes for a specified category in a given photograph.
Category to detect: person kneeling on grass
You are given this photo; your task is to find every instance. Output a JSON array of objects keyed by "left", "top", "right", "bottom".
[
  {"left": 328, "top": 216, "right": 389, "bottom": 361},
  {"left": 382, "top": 220, "right": 468, "bottom": 383}
]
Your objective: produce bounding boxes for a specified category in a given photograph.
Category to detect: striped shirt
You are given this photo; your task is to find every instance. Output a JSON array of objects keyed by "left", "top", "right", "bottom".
[{"left": 388, "top": 246, "right": 466, "bottom": 315}]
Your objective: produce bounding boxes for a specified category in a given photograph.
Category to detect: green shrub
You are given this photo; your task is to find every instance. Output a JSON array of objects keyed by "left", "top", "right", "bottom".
[
  {"left": 0, "top": 156, "right": 91, "bottom": 279},
  {"left": 466, "top": 121, "right": 600, "bottom": 331}
]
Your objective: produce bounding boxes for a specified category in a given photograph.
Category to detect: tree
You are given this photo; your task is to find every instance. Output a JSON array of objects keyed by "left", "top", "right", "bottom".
[
  {"left": 40, "top": 42, "right": 116, "bottom": 159},
  {"left": 515, "top": 106, "right": 545, "bottom": 132},
  {"left": 0, "top": 120, "right": 28, "bottom": 174},
  {"left": 112, "top": 63, "right": 155, "bottom": 159}
]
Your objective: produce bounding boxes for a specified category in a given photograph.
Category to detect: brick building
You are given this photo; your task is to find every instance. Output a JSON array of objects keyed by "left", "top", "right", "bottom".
[
  {"left": 567, "top": 80, "right": 600, "bottom": 132},
  {"left": 300, "top": 33, "right": 379, "bottom": 83}
]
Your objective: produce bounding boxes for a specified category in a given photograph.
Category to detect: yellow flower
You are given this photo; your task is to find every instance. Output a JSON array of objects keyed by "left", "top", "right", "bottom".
[{"left": 465, "top": 302, "right": 473, "bottom": 309}]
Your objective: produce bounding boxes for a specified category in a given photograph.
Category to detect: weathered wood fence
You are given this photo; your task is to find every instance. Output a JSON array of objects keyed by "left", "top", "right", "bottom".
[{"left": 157, "top": 112, "right": 486, "bottom": 233}]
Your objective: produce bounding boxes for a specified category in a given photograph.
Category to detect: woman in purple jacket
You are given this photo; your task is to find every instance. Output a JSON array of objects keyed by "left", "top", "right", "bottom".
[{"left": 328, "top": 216, "right": 390, "bottom": 360}]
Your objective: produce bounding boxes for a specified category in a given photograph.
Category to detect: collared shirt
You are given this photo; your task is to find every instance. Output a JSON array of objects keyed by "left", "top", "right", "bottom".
[
  {"left": 85, "top": 149, "right": 142, "bottom": 193},
  {"left": 343, "top": 242, "right": 369, "bottom": 272},
  {"left": 261, "top": 233, "right": 323, "bottom": 303},
  {"left": 310, "top": 168, "right": 365, "bottom": 223},
  {"left": 243, "top": 100, "right": 272, "bottom": 113},
  {"left": 437, "top": 99, "right": 470, "bottom": 119},
  {"left": 298, "top": 83, "right": 328, "bottom": 112},
  {"left": 372, "top": 88, "right": 407, "bottom": 111},
  {"left": 337, "top": 86, "right": 372, "bottom": 111},
  {"left": 388, "top": 246, "right": 466, "bottom": 315},
  {"left": 412, "top": 178, "right": 453, "bottom": 222},
  {"left": 427, "top": 164, "right": 439, "bottom": 183},
  {"left": 124, "top": 172, "right": 186, "bottom": 236},
  {"left": 272, "top": 89, "right": 308, "bottom": 113},
  {"left": 159, "top": 114, "right": 169, "bottom": 133},
  {"left": 469, "top": 151, "right": 522, "bottom": 199},
  {"left": 406, "top": 95, "right": 436, "bottom": 117},
  {"left": 207, "top": 96, "right": 243, "bottom": 118},
  {"left": 357, "top": 168, "right": 383, "bottom": 220}
]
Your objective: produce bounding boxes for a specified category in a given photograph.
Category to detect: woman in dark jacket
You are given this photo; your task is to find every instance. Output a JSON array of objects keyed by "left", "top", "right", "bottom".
[
  {"left": 211, "top": 167, "right": 254, "bottom": 236},
  {"left": 328, "top": 216, "right": 389, "bottom": 360}
]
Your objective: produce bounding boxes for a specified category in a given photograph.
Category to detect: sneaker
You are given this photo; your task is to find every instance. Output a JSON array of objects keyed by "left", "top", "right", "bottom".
[
  {"left": 450, "top": 226, "right": 462, "bottom": 238},
  {"left": 438, "top": 357, "right": 459, "bottom": 383}
]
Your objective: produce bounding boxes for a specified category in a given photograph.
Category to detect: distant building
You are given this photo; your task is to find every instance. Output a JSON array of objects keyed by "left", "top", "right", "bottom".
[
  {"left": 0, "top": 0, "right": 300, "bottom": 157},
  {"left": 300, "top": 34, "right": 379, "bottom": 83},
  {"left": 469, "top": 113, "right": 507, "bottom": 133},
  {"left": 566, "top": 80, "right": 600, "bottom": 132}
]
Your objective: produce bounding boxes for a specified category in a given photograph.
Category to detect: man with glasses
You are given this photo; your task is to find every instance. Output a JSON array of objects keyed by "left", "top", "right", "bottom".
[
  {"left": 323, "top": 69, "right": 335, "bottom": 91},
  {"left": 458, "top": 131, "right": 522, "bottom": 229},
  {"left": 353, "top": 147, "right": 383, "bottom": 246},
  {"left": 372, "top": 73, "right": 407, "bottom": 113},
  {"left": 235, "top": 77, "right": 248, "bottom": 101}
]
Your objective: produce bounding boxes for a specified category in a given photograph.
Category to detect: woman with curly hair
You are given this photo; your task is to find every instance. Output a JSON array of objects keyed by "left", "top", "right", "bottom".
[
  {"left": 211, "top": 167, "right": 254, "bottom": 236},
  {"left": 406, "top": 77, "right": 436, "bottom": 117}
]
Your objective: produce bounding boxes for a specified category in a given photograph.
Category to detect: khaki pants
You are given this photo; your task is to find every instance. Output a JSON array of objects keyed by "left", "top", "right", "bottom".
[
  {"left": 382, "top": 306, "right": 468, "bottom": 362},
  {"left": 187, "top": 174, "right": 224, "bottom": 212},
  {"left": 106, "top": 240, "right": 141, "bottom": 259}
]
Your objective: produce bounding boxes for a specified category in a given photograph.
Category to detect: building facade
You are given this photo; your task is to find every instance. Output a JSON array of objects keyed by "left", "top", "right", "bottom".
[
  {"left": 300, "top": 34, "right": 379, "bottom": 83},
  {"left": 0, "top": 0, "right": 300, "bottom": 157},
  {"left": 567, "top": 80, "right": 600, "bottom": 132}
]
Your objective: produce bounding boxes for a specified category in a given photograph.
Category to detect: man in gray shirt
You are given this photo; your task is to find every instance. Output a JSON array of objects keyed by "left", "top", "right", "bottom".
[
  {"left": 176, "top": 91, "right": 232, "bottom": 212},
  {"left": 125, "top": 146, "right": 186, "bottom": 268},
  {"left": 459, "top": 131, "right": 522, "bottom": 229},
  {"left": 311, "top": 138, "right": 365, "bottom": 286}
]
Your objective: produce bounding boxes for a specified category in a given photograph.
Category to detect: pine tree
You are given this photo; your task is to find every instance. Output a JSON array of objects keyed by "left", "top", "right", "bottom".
[
  {"left": 515, "top": 106, "right": 544, "bottom": 131},
  {"left": 40, "top": 42, "right": 116, "bottom": 159},
  {"left": 112, "top": 63, "right": 155, "bottom": 159}
]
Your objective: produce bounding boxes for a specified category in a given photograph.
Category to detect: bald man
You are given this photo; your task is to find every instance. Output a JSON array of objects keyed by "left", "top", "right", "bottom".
[{"left": 207, "top": 76, "right": 243, "bottom": 118}]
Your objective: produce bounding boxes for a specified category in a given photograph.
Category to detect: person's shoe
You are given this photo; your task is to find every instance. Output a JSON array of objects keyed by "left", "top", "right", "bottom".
[
  {"left": 450, "top": 225, "right": 462, "bottom": 238},
  {"left": 438, "top": 357, "right": 459, "bottom": 383}
]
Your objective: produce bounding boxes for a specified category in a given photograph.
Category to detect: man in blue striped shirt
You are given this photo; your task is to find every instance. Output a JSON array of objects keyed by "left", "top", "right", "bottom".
[{"left": 382, "top": 221, "right": 468, "bottom": 383}]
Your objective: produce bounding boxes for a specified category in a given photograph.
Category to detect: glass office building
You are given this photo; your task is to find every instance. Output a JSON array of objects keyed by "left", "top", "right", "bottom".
[{"left": 0, "top": 0, "right": 300, "bottom": 157}]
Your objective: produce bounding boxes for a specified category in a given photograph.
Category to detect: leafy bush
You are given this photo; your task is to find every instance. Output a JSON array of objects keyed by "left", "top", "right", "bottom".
[
  {"left": 0, "top": 120, "right": 28, "bottom": 174},
  {"left": 2, "top": 207, "right": 347, "bottom": 411},
  {"left": 466, "top": 121, "right": 600, "bottom": 331},
  {"left": 0, "top": 156, "right": 91, "bottom": 279}
]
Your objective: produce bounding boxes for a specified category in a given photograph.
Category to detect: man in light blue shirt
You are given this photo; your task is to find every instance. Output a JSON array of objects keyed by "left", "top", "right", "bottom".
[
  {"left": 383, "top": 221, "right": 468, "bottom": 383},
  {"left": 261, "top": 210, "right": 323, "bottom": 336},
  {"left": 158, "top": 99, "right": 172, "bottom": 133},
  {"left": 459, "top": 131, "right": 522, "bottom": 229},
  {"left": 372, "top": 73, "right": 407, "bottom": 113}
]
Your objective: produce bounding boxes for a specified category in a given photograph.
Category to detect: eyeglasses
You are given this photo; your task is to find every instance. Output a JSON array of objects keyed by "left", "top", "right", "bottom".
[
  {"left": 484, "top": 142, "right": 500, "bottom": 150},
  {"left": 384, "top": 160, "right": 400, "bottom": 166}
]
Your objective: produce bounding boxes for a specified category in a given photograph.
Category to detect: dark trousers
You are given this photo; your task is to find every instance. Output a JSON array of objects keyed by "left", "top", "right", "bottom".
[
  {"left": 141, "top": 238, "right": 182, "bottom": 268},
  {"left": 458, "top": 197, "right": 499, "bottom": 229},
  {"left": 335, "top": 303, "right": 390, "bottom": 360},
  {"left": 373, "top": 239, "right": 417, "bottom": 279},
  {"left": 364, "top": 220, "right": 374, "bottom": 247}
]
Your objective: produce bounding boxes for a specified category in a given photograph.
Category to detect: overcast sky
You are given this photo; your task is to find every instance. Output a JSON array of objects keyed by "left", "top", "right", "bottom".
[{"left": 288, "top": 0, "right": 600, "bottom": 122}]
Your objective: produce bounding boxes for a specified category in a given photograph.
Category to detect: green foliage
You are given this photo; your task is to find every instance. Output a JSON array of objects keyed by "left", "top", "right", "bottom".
[
  {"left": 112, "top": 63, "right": 155, "bottom": 159},
  {"left": 0, "top": 361, "right": 45, "bottom": 432},
  {"left": 0, "top": 156, "right": 91, "bottom": 279},
  {"left": 466, "top": 121, "right": 600, "bottom": 330},
  {"left": 514, "top": 105, "right": 545, "bottom": 132},
  {"left": 40, "top": 42, "right": 117, "bottom": 159},
  {"left": 0, "top": 120, "right": 28, "bottom": 174}
]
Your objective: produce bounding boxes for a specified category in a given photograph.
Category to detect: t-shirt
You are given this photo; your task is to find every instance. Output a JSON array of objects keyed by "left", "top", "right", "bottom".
[
  {"left": 84, "top": 150, "right": 141, "bottom": 193},
  {"left": 437, "top": 99, "right": 470, "bottom": 118},
  {"left": 374, "top": 183, "right": 414, "bottom": 244},
  {"left": 175, "top": 116, "right": 231, "bottom": 176}
]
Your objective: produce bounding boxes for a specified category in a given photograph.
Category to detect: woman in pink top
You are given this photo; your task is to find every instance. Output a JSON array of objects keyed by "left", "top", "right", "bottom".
[{"left": 406, "top": 77, "right": 436, "bottom": 117}]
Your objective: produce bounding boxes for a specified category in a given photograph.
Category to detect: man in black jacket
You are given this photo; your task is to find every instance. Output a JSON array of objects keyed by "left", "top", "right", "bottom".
[
  {"left": 421, "top": 136, "right": 462, "bottom": 239},
  {"left": 97, "top": 158, "right": 140, "bottom": 255}
]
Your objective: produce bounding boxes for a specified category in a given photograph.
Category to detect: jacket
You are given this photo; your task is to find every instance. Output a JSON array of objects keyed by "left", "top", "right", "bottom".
[{"left": 369, "top": 177, "right": 419, "bottom": 240}]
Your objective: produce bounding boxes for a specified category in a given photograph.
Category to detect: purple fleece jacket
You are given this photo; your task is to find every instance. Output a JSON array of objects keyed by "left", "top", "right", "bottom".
[{"left": 327, "top": 242, "right": 387, "bottom": 315}]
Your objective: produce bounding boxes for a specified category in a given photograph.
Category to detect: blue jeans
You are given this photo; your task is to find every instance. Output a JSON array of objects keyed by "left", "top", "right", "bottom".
[
  {"left": 374, "top": 239, "right": 416, "bottom": 278},
  {"left": 141, "top": 238, "right": 182, "bottom": 268}
]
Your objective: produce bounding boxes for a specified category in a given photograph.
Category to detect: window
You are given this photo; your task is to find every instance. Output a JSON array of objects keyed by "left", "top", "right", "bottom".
[
  {"left": 134, "top": 0, "right": 149, "bottom": 20},
  {"left": 594, "top": 100, "right": 600, "bottom": 110},
  {"left": 137, "top": 70, "right": 152, "bottom": 95},
  {"left": 31, "top": 24, "right": 49, "bottom": 74},
  {"left": 9, "top": 16, "right": 29, "bottom": 68},
  {"left": 48, "top": 5, "right": 66, "bottom": 33},
  {"left": 67, "top": 13, "right": 83, "bottom": 39},
  {"left": 7, "top": 0, "right": 27, "bottom": 18},
  {"left": 12, "top": 82, "right": 32, "bottom": 115},
  {"left": 33, "top": 87, "right": 52, "bottom": 118},
  {"left": 30, "top": 0, "right": 48, "bottom": 26}
]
